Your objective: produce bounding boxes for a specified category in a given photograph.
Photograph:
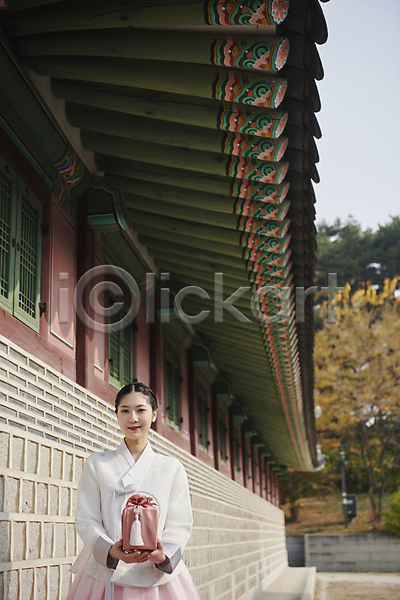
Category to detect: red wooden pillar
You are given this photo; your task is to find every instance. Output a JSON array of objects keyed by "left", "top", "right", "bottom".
[
  {"left": 250, "top": 443, "right": 256, "bottom": 494},
  {"left": 187, "top": 347, "right": 197, "bottom": 457},
  {"left": 252, "top": 444, "right": 262, "bottom": 497},
  {"left": 75, "top": 195, "right": 95, "bottom": 391},
  {"left": 211, "top": 383, "right": 220, "bottom": 471},
  {"left": 271, "top": 471, "right": 277, "bottom": 506},
  {"left": 256, "top": 451, "right": 263, "bottom": 498},
  {"left": 276, "top": 477, "right": 281, "bottom": 507},
  {"left": 263, "top": 457, "right": 269, "bottom": 500},
  {"left": 241, "top": 426, "right": 249, "bottom": 489},
  {"left": 259, "top": 453, "right": 266, "bottom": 499},
  {"left": 266, "top": 463, "right": 272, "bottom": 503},
  {"left": 229, "top": 410, "right": 235, "bottom": 481},
  {"left": 38, "top": 192, "right": 52, "bottom": 343}
]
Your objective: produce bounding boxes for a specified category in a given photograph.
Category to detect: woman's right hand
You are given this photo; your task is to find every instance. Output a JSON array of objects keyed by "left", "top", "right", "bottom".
[{"left": 109, "top": 539, "right": 150, "bottom": 564}]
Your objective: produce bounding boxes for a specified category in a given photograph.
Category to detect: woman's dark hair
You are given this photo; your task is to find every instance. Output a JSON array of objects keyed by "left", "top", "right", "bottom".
[{"left": 115, "top": 380, "right": 158, "bottom": 413}]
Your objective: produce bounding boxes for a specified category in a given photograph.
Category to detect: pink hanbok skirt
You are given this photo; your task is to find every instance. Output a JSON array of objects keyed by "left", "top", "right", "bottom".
[{"left": 66, "top": 564, "right": 201, "bottom": 600}]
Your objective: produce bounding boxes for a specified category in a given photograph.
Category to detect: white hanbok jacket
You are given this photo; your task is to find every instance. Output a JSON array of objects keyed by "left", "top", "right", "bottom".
[{"left": 72, "top": 440, "right": 193, "bottom": 597}]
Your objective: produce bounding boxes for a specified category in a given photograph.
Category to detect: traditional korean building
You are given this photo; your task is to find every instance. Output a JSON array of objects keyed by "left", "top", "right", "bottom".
[{"left": 0, "top": 1, "right": 328, "bottom": 599}]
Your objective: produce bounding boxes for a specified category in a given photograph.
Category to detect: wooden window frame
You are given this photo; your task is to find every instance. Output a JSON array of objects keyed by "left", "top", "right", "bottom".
[
  {"left": 234, "top": 435, "right": 241, "bottom": 473},
  {"left": 198, "top": 394, "right": 208, "bottom": 452},
  {"left": 108, "top": 303, "right": 134, "bottom": 390},
  {"left": 0, "top": 157, "right": 42, "bottom": 333},
  {"left": 165, "top": 351, "right": 181, "bottom": 432},
  {"left": 219, "top": 418, "right": 228, "bottom": 463}
]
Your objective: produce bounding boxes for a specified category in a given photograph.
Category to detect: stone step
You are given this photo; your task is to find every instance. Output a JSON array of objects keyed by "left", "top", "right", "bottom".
[{"left": 257, "top": 566, "right": 316, "bottom": 600}]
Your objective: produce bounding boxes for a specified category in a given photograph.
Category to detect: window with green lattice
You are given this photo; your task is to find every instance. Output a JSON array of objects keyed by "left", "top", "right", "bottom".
[
  {"left": 219, "top": 418, "right": 228, "bottom": 463},
  {"left": 0, "top": 158, "right": 42, "bottom": 332},
  {"left": 165, "top": 354, "right": 180, "bottom": 430},
  {"left": 108, "top": 321, "right": 133, "bottom": 389},
  {"left": 198, "top": 395, "right": 208, "bottom": 451},
  {"left": 234, "top": 436, "right": 241, "bottom": 473}
]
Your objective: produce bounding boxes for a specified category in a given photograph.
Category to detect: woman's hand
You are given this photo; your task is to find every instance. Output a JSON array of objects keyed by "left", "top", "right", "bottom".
[
  {"left": 109, "top": 539, "right": 150, "bottom": 564},
  {"left": 146, "top": 538, "right": 167, "bottom": 565}
]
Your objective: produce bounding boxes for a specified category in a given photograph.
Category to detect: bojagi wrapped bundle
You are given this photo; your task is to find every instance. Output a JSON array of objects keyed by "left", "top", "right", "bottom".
[{"left": 121, "top": 493, "right": 159, "bottom": 552}]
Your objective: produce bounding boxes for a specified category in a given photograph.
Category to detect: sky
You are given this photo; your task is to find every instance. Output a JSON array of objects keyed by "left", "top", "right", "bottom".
[{"left": 313, "top": 0, "right": 400, "bottom": 231}]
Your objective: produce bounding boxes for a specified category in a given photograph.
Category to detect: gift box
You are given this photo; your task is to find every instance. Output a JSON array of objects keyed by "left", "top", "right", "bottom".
[{"left": 122, "top": 493, "right": 159, "bottom": 552}]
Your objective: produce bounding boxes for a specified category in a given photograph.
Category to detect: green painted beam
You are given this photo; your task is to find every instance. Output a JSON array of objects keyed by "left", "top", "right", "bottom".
[
  {"left": 218, "top": 386, "right": 283, "bottom": 418},
  {"left": 128, "top": 208, "right": 241, "bottom": 246},
  {"left": 140, "top": 235, "right": 245, "bottom": 268},
  {"left": 99, "top": 155, "right": 290, "bottom": 213},
  {"left": 83, "top": 130, "right": 233, "bottom": 177},
  {"left": 156, "top": 267, "right": 293, "bottom": 316},
  {"left": 178, "top": 298, "right": 256, "bottom": 326},
  {"left": 12, "top": 29, "right": 283, "bottom": 71},
  {"left": 193, "top": 344, "right": 270, "bottom": 368},
  {"left": 164, "top": 268, "right": 253, "bottom": 300},
  {"left": 200, "top": 358, "right": 272, "bottom": 386},
  {"left": 52, "top": 80, "right": 286, "bottom": 132},
  {"left": 67, "top": 103, "right": 227, "bottom": 154},
  {"left": 4, "top": 0, "right": 63, "bottom": 12},
  {"left": 180, "top": 299, "right": 263, "bottom": 331},
  {"left": 174, "top": 298, "right": 261, "bottom": 334},
  {"left": 149, "top": 248, "right": 245, "bottom": 279},
  {"left": 97, "top": 154, "right": 236, "bottom": 196},
  {"left": 154, "top": 260, "right": 249, "bottom": 289},
  {"left": 65, "top": 102, "right": 288, "bottom": 165},
  {"left": 168, "top": 277, "right": 257, "bottom": 319},
  {"left": 181, "top": 297, "right": 262, "bottom": 329},
  {"left": 195, "top": 325, "right": 266, "bottom": 348},
  {"left": 215, "top": 376, "right": 278, "bottom": 401},
  {"left": 137, "top": 230, "right": 244, "bottom": 259},
  {"left": 193, "top": 324, "right": 264, "bottom": 350},
  {"left": 125, "top": 194, "right": 238, "bottom": 230},
  {"left": 2, "top": 0, "right": 277, "bottom": 35},
  {"left": 22, "top": 55, "right": 285, "bottom": 106},
  {"left": 106, "top": 176, "right": 236, "bottom": 214},
  {"left": 22, "top": 55, "right": 212, "bottom": 96},
  {"left": 194, "top": 352, "right": 271, "bottom": 377}
]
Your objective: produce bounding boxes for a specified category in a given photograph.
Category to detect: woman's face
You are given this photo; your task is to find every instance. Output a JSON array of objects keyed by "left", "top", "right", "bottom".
[{"left": 116, "top": 391, "right": 157, "bottom": 442}]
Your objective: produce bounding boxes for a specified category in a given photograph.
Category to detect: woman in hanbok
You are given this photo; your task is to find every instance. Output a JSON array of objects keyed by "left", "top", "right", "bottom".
[{"left": 66, "top": 381, "right": 201, "bottom": 600}]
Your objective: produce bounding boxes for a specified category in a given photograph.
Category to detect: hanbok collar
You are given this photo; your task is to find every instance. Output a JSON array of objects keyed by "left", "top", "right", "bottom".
[{"left": 116, "top": 439, "right": 155, "bottom": 490}]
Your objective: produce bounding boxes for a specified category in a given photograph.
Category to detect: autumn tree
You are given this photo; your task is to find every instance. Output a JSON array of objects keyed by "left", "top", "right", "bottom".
[{"left": 314, "top": 279, "right": 400, "bottom": 519}]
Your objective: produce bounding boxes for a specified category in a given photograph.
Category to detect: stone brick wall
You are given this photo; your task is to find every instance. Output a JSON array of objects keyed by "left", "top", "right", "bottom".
[
  {"left": 286, "top": 535, "right": 305, "bottom": 567},
  {"left": 0, "top": 335, "right": 287, "bottom": 600},
  {"left": 305, "top": 534, "right": 400, "bottom": 572}
]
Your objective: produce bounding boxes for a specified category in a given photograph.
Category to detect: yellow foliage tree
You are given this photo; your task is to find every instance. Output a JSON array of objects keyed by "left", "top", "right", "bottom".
[{"left": 315, "top": 278, "right": 400, "bottom": 518}]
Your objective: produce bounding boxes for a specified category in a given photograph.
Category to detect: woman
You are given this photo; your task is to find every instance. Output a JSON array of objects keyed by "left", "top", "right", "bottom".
[{"left": 67, "top": 381, "right": 200, "bottom": 600}]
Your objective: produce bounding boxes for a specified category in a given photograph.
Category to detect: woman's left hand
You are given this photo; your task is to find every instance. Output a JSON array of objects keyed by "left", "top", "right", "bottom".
[{"left": 147, "top": 538, "right": 166, "bottom": 564}]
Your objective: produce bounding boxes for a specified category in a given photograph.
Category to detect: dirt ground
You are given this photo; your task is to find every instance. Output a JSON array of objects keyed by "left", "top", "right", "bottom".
[
  {"left": 314, "top": 572, "right": 400, "bottom": 600},
  {"left": 284, "top": 493, "right": 393, "bottom": 535}
]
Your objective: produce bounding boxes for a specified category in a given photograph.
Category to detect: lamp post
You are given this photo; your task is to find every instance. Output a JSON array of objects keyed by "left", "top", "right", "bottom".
[{"left": 339, "top": 442, "right": 348, "bottom": 528}]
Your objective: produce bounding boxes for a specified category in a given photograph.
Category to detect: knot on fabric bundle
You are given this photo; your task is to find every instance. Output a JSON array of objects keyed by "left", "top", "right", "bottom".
[{"left": 126, "top": 494, "right": 158, "bottom": 509}]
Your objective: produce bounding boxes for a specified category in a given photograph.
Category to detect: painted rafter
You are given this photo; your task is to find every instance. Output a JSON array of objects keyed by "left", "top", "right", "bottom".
[
  {"left": 66, "top": 103, "right": 289, "bottom": 162},
  {"left": 12, "top": 30, "right": 290, "bottom": 73},
  {"left": 23, "top": 56, "right": 288, "bottom": 109},
  {"left": 1, "top": 0, "right": 289, "bottom": 36},
  {"left": 52, "top": 81, "right": 289, "bottom": 140}
]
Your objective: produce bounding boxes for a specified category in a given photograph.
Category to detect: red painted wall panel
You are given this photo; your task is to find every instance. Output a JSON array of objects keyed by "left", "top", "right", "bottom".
[{"left": 50, "top": 204, "right": 75, "bottom": 350}]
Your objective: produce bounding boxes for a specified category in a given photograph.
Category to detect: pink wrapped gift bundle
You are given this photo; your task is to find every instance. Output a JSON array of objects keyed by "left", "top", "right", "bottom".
[{"left": 121, "top": 493, "right": 159, "bottom": 552}]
